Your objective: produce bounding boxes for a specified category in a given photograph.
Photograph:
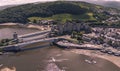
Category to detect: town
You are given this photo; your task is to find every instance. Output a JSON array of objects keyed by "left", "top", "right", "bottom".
[
  {"left": 0, "top": 19, "right": 120, "bottom": 56},
  {"left": 0, "top": 1, "right": 120, "bottom": 71}
]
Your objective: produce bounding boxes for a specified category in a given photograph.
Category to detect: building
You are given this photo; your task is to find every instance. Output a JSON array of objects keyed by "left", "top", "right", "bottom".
[{"left": 51, "top": 21, "right": 92, "bottom": 35}]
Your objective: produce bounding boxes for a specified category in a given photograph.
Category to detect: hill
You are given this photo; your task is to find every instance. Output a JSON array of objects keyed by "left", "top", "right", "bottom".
[
  {"left": 93, "top": 1, "right": 120, "bottom": 10},
  {"left": 79, "top": 0, "right": 120, "bottom": 10},
  {"left": 0, "top": 1, "right": 119, "bottom": 24},
  {"left": 104, "top": 1, "right": 120, "bottom": 10}
]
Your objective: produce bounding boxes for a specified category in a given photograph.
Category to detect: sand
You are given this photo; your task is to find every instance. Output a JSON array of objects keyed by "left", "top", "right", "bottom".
[
  {"left": 71, "top": 49, "right": 120, "bottom": 68},
  {"left": 0, "top": 67, "right": 16, "bottom": 71},
  {"left": 0, "top": 23, "right": 19, "bottom": 26},
  {"left": 27, "top": 24, "right": 50, "bottom": 30}
]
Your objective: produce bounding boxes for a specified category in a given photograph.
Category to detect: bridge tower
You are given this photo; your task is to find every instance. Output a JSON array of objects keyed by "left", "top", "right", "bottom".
[{"left": 13, "top": 32, "right": 19, "bottom": 43}]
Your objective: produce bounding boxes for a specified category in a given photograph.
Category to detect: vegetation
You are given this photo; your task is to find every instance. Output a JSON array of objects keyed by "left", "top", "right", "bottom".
[
  {"left": 0, "top": 1, "right": 116, "bottom": 24},
  {"left": 0, "top": 39, "right": 12, "bottom": 46},
  {"left": 0, "top": 1, "right": 119, "bottom": 28},
  {"left": 0, "top": 1, "right": 89, "bottom": 23},
  {"left": 28, "top": 13, "right": 96, "bottom": 23},
  {"left": 71, "top": 31, "right": 84, "bottom": 43}
]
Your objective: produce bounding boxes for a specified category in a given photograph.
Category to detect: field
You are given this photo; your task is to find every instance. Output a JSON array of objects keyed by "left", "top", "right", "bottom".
[{"left": 28, "top": 13, "right": 96, "bottom": 23}]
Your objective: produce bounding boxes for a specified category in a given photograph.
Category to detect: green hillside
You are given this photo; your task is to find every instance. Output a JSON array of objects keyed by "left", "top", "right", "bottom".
[
  {"left": 0, "top": 1, "right": 119, "bottom": 24},
  {"left": 28, "top": 13, "right": 96, "bottom": 23}
]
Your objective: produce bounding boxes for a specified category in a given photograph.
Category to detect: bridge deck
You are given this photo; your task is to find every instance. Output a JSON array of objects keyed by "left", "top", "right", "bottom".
[
  {"left": 21, "top": 33, "right": 49, "bottom": 42},
  {"left": 18, "top": 30, "right": 50, "bottom": 38}
]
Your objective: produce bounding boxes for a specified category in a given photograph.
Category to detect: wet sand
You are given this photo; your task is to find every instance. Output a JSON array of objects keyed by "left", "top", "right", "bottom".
[
  {"left": 27, "top": 24, "right": 51, "bottom": 30},
  {"left": 0, "top": 46, "right": 120, "bottom": 71},
  {"left": 71, "top": 49, "right": 120, "bottom": 68},
  {"left": 0, "top": 23, "right": 19, "bottom": 26},
  {"left": 0, "top": 67, "right": 16, "bottom": 71}
]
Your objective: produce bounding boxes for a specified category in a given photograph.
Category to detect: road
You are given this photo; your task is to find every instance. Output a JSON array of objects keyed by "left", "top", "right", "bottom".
[
  {"left": 16, "top": 36, "right": 66, "bottom": 47},
  {"left": 105, "top": 35, "right": 120, "bottom": 42},
  {"left": 18, "top": 30, "right": 50, "bottom": 38},
  {"left": 21, "top": 33, "right": 49, "bottom": 42},
  {"left": 56, "top": 41, "right": 102, "bottom": 50}
]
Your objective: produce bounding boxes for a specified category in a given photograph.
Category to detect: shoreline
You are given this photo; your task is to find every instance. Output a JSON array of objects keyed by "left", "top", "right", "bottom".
[
  {"left": 0, "top": 23, "right": 50, "bottom": 30},
  {"left": 0, "top": 23, "right": 19, "bottom": 26},
  {"left": 0, "top": 23, "right": 120, "bottom": 69},
  {"left": 0, "top": 67, "right": 16, "bottom": 71},
  {"left": 70, "top": 49, "right": 120, "bottom": 68}
]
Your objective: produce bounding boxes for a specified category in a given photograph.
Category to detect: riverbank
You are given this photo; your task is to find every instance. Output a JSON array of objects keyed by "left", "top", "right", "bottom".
[
  {"left": 0, "top": 46, "right": 120, "bottom": 71},
  {"left": 0, "top": 23, "right": 51, "bottom": 31},
  {"left": 0, "top": 23, "right": 19, "bottom": 26},
  {"left": 0, "top": 67, "right": 16, "bottom": 71},
  {"left": 27, "top": 24, "right": 51, "bottom": 30},
  {"left": 71, "top": 49, "right": 120, "bottom": 68},
  {"left": 53, "top": 38, "right": 120, "bottom": 68}
]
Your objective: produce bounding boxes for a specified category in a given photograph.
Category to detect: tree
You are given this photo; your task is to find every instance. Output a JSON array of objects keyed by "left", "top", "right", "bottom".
[
  {"left": 107, "top": 40, "right": 112, "bottom": 46},
  {"left": 71, "top": 31, "right": 77, "bottom": 38},
  {"left": 77, "top": 32, "right": 83, "bottom": 43},
  {"left": 98, "top": 37, "right": 104, "bottom": 44},
  {"left": 33, "top": 19, "right": 37, "bottom": 24}
]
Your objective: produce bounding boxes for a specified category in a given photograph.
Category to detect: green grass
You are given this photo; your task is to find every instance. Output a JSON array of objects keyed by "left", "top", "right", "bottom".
[
  {"left": 87, "top": 13, "right": 96, "bottom": 20},
  {"left": 28, "top": 13, "right": 96, "bottom": 23},
  {"left": 95, "top": 6, "right": 102, "bottom": 9}
]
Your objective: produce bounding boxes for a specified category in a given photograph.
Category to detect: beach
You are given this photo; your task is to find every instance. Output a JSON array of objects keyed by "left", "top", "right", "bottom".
[{"left": 71, "top": 49, "right": 120, "bottom": 68}]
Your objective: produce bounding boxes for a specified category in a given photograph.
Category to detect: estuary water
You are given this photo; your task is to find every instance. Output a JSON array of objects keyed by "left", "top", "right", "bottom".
[
  {"left": 0, "top": 46, "right": 120, "bottom": 71},
  {"left": 0, "top": 26, "right": 39, "bottom": 40},
  {"left": 0, "top": 26, "right": 120, "bottom": 71}
]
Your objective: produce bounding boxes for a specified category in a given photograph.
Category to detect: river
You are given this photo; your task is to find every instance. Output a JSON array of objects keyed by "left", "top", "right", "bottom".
[
  {"left": 0, "top": 25, "right": 39, "bottom": 40},
  {"left": 0, "top": 26, "right": 120, "bottom": 71}
]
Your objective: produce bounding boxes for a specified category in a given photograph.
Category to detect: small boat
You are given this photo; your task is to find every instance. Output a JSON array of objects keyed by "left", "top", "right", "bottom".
[
  {"left": 85, "top": 59, "right": 97, "bottom": 64},
  {"left": 92, "top": 60, "right": 97, "bottom": 64},
  {"left": 85, "top": 59, "right": 92, "bottom": 64},
  {"left": 114, "top": 53, "right": 120, "bottom": 56},
  {"left": 108, "top": 51, "right": 113, "bottom": 54}
]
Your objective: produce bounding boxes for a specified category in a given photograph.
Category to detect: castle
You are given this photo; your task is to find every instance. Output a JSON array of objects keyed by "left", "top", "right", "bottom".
[{"left": 50, "top": 21, "right": 91, "bottom": 36}]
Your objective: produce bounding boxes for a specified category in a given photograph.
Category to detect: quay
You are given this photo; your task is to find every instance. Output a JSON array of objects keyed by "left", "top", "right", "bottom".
[
  {"left": 54, "top": 40, "right": 120, "bottom": 57},
  {"left": 54, "top": 40, "right": 102, "bottom": 50}
]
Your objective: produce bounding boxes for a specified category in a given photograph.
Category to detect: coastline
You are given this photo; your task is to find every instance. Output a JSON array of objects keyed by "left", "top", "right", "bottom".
[
  {"left": 0, "top": 23, "right": 120, "bottom": 70},
  {"left": 0, "top": 23, "right": 19, "bottom": 26},
  {"left": 0, "top": 23, "right": 50, "bottom": 30},
  {"left": 27, "top": 24, "right": 51, "bottom": 30},
  {"left": 70, "top": 49, "right": 120, "bottom": 68},
  {"left": 0, "top": 67, "right": 16, "bottom": 71}
]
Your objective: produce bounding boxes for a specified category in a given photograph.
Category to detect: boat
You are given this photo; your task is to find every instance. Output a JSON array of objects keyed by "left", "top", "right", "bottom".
[
  {"left": 85, "top": 59, "right": 92, "bottom": 64},
  {"left": 85, "top": 59, "right": 97, "bottom": 64},
  {"left": 92, "top": 60, "right": 97, "bottom": 64}
]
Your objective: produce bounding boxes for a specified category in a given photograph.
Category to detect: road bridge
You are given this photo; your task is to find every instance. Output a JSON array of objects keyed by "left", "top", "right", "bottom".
[
  {"left": 20, "top": 33, "right": 49, "bottom": 42},
  {"left": 1, "top": 36, "right": 66, "bottom": 52},
  {"left": 18, "top": 30, "right": 50, "bottom": 38}
]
